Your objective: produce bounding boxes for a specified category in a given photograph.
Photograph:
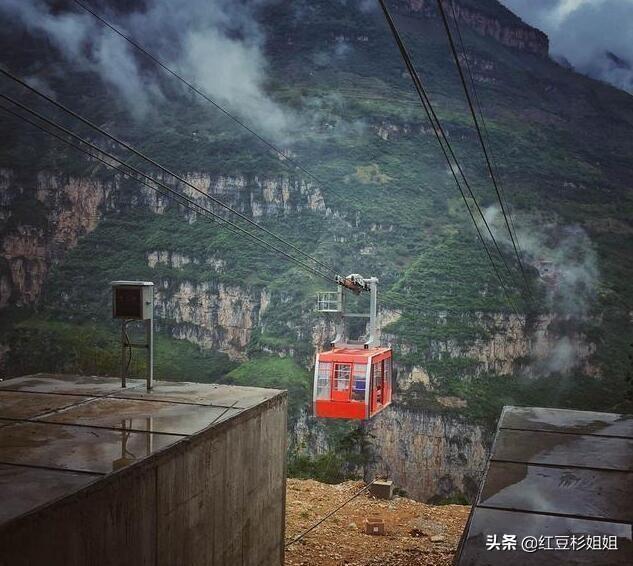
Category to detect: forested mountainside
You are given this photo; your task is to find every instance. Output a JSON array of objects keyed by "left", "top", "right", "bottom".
[{"left": 1, "top": 0, "right": 632, "bottom": 501}]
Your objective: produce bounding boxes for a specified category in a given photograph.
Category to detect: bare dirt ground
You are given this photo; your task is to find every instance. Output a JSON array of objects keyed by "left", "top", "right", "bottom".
[{"left": 285, "top": 479, "right": 470, "bottom": 566}]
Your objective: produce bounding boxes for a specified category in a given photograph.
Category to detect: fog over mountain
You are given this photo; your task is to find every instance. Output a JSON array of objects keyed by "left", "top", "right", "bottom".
[
  {"left": 0, "top": 0, "right": 294, "bottom": 136},
  {"left": 501, "top": 0, "right": 633, "bottom": 93}
]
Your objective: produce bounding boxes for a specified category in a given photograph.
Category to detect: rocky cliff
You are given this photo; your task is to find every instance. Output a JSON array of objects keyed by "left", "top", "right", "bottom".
[
  {"left": 398, "top": 0, "right": 549, "bottom": 57},
  {"left": 365, "top": 406, "right": 489, "bottom": 501},
  {"left": 0, "top": 169, "right": 324, "bottom": 309},
  {"left": 397, "top": 311, "right": 596, "bottom": 387},
  {"left": 155, "top": 280, "right": 268, "bottom": 360},
  {"left": 0, "top": 170, "right": 111, "bottom": 307},
  {"left": 139, "top": 172, "right": 326, "bottom": 219},
  {"left": 291, "top": 405, "right": 490, "bottom": 502}
]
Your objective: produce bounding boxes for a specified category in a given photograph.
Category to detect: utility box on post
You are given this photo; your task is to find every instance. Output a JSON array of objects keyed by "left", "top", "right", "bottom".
[
  {"left": 112, "top": 281, "right": 154, "bottom": 321},
  {"left": 111, "top": 281, "right": 154, "bottom": 390}
]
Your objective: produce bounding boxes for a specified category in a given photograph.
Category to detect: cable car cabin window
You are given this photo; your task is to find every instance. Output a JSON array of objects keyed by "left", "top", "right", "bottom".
[
  {"left": 384, "top": 357, "right": 392, "bottom": 389},
  {"left": 332, "top": 363, "right": 351, "bottom": 400},
  {"left": 316, "top": 362, "right": 331, "bottom": 400},
  {"left": 351, "top": 364, "right": 367, "bottom": 401}
]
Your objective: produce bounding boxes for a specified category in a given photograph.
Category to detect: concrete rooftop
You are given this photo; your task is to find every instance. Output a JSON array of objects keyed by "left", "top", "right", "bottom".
[
  {"left": 455, "top": 406, "right": 633, "bottom": 565},
  {"left": 0, "top": 373, "right": 282, "bottom": 527}
]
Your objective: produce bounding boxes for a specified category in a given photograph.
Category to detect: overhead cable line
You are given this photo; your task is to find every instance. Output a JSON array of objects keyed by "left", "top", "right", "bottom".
[
  {"left": 0, "top": 94, "right": 336, "bottom": 284},
  {"left": 0, "top": 96, "right": 333, "bottom": 282},
  {"left": 73, "top": 0, "right": 458, "bottom": 243},
  {"left": 71, "top": 0, "right": 356, "bottom": 209},
  {"left": 436, "top": 0, "right": 531, "bottom": 293},
  {"left": 0, "top": 67, "right": 339, "bottom": 279},
  {"left": 375, "top": 0, "right": 521, "bottom": 316},
  {"left": 74, "top": 0, "right": 512, "bottom": 277},
  {"left": 376, "top": 0, "right": 521, "bottom": 295},
  {"left": 446, "top": 0, "right": 526, "bottom": 269},
  {"left": 0, "top": 103, "right": 244, "bottom": 238},
  {"left": 4, "top": 97, "right": 514, "bottom": 319}
]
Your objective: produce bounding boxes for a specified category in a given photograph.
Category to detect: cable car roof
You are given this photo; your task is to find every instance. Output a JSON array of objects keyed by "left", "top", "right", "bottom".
[{"left": 318, "top": 347, "right": 391, "bottom": 363}]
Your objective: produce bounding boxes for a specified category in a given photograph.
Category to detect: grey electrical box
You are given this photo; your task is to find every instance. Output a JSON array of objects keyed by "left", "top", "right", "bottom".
[{"left": 111, "top": 281, "right": 154, "bottom": 320}]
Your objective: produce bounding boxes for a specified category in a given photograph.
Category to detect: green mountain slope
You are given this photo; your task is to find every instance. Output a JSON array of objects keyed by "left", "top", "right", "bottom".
[{"left": 0, "top": 0, "right": 632, "bottom": 444}]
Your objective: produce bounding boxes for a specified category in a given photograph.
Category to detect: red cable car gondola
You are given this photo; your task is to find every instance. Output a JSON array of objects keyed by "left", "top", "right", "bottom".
[{"left": 313, "top": 274, "right": 393, "bottom": 420}]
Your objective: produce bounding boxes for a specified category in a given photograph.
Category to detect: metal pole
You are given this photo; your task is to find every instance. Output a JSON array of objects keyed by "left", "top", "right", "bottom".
[
  {"left": 367, "top": 278, "right": 378, "bottom": 348},
  {"left": 121, "top": 321, "right": 127, "bottom": 388},
  {"left": 146, "top": 317, "right": 153, "bottom": 391}
]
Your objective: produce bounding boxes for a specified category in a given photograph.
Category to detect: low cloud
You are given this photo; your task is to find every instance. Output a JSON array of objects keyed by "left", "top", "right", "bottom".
[
  {"left": 484, "top": 206, "right": 599, "bottom": 376},
  {"left": 0, "top": 0, "right": 294, "bottom": 137},
  {"left": 0, "top": 0, "right": 158, "bottom": 116},
  {"left": 501, "top": 0, "right": 633, "bottom": 93}
]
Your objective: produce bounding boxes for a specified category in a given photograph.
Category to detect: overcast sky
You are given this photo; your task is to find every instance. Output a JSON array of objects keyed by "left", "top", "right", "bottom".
[{"left": 500, "top": 0, "right": 633, "bottom": 93}]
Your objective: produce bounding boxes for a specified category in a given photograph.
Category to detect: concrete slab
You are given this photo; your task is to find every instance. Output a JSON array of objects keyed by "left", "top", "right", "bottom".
[
  {"left": 0, "top": 420, "right": 183, "bottom": 474},
  {"left": 110, "top": 380, "right": 279, "bottom": 409},
  {"left": 494, "top": 428, "right": 633, "bottom": 471},
  {"left": 36, "top": 397, "right": 242, "bottom": 435},
  {"left": 499, "top": 406, "right": 633, "bottom": 438},
  {"left": 0, "top": 374, "right": 287, "bottom": 566},
  {"left": 454, "top": 406, "right": 633, "bottom": 565},
  {"left": 0, "top": 390, "right": 92, "bottom": 420},
  {"left": 0, "top": 374, "right": 145, "bottom": 396},
  {"left": 0, "top": 463, "right": 100, "bottom": 524},
  {"left": 458, "top": 507, "right": 632, "bottom": 565},
  {"left": 480, "top": 461, "right": 633, "bottom": 522}
]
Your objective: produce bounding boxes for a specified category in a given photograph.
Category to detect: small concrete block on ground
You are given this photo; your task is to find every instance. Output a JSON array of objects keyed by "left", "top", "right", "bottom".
[{"left": 370, "top": 479, "right": 394, "bottom": 500}]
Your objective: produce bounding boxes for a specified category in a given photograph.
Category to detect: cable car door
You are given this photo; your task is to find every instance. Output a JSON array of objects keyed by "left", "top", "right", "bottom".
[
  {"left": 331, "top": 362, "right": 351, "bottom": 401},
  {"left": 370, "top": 360, "right": 384, "bottom": 414}
]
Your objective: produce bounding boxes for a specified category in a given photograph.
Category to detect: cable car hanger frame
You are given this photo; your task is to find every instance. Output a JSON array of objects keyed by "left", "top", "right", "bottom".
[{"left": 313, "top": 274, "right": 393, "bottom": 420}]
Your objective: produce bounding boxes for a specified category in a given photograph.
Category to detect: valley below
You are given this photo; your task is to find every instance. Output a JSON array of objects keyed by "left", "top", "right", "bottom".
[
  {"left": 284, "top": 478, "right": 470, "bottom": 566},
  {"left": 0, "top": 0, "right": 632, "bottom": 504}
]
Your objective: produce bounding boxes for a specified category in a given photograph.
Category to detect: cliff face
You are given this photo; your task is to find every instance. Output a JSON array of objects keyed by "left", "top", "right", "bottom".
[
  {"left": 0, "top": 169, "right": 324, "bottom": 363},
  {"left": 397, "top": 311, "right": 597, "bottom": 394},
  {"left": 365, "top": 406, "right": 489, "bottom": 501},
  {"left": 0, "top": 170, "right": 110, "bottom": 307},
  {"left": 139, "top": 172, "right": 326, "bottom": 219},
  {"left": 398, "top": 0, "right": 549, "bottom": 57},
  {"left": 291, "top": 406, "right": 490, "bottom": 502},
  {"left": 0, "top": 170, "right": 325, "bottom": 311},
  {"left": 155, "top": 280, "right": 268, "bottom": 360}
]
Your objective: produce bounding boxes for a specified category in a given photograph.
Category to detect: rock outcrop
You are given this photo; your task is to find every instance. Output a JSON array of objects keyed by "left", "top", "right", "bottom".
[
  {"left": 398, "top": 311, "right": 597, "bottom": 389},
  {"left": 0, "top": 170, "right": 324, "bottom": 309},
  {"left": 291, "top": 405, "right": 490, "bottom": 502},
  {"left": 365, "top": 406, "right": 489, "bottom": 501},
  {"left": 140, "top": 173, "right": 325, "bottom": 219},
  {"left": 155, "top": 280, "right": 268, "bottom": 360},
  {"left": 0, "top": 171, "right": 110, "bottom": 306},
  {"left": 398, "top": 0, "right": 549, "bottom": 57}
]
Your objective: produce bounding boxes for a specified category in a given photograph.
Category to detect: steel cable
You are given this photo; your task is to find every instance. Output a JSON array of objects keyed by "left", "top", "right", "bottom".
[
  {"left": 436, "top": 0, "right": 531, "bottom": 296},
  {"left": 0, "top": 96, "right": 336, "bottom": 284},
  {"left": 72, "top": 0, "right": 362, "bottom": 212},
  {"left": 376, "top": 0, "right": 522, "bottom": 316},
  {"left": 446, "top": 0, "right": 527, "bottom": 276},
  {"left": 0, "top": 67, "right": 340, "bottom": 279}
]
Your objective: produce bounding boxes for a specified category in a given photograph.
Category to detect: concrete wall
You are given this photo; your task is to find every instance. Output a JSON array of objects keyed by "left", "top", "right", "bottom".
[{"left": 0, "top": 393, "right": 287, "bottom": 566}]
